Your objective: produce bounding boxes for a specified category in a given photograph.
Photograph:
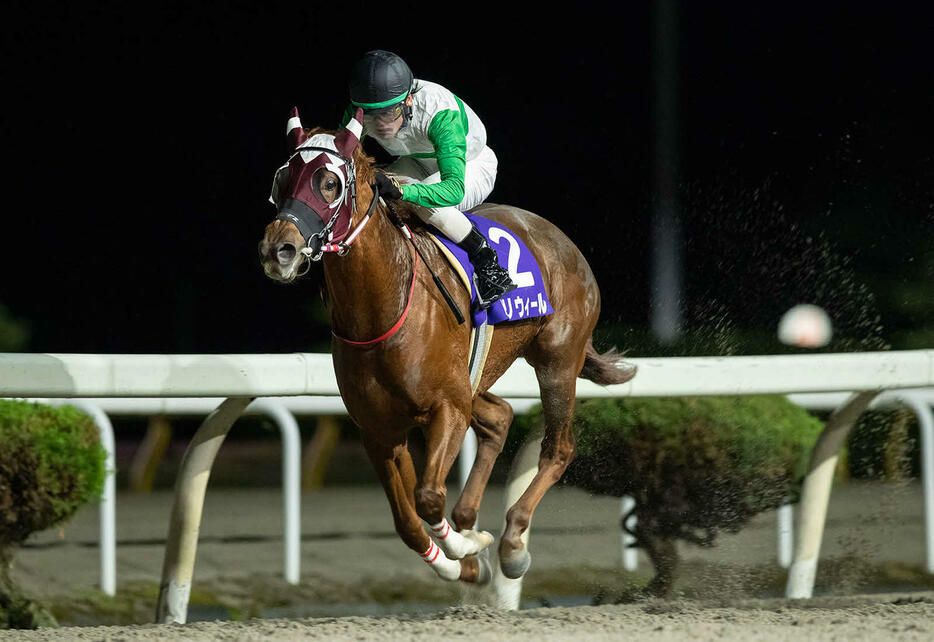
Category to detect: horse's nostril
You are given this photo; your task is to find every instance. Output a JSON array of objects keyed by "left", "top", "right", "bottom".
[{"left": 277, "top": 243, "right": 297, "bottom": 264}]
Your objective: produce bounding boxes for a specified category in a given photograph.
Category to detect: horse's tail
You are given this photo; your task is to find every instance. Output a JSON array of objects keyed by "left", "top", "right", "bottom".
[{"left": 578, "top": 339, "right": 637, "bottom": 386}]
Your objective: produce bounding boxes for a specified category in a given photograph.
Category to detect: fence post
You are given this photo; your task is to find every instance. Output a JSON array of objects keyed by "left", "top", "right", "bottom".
[
  {"left": 156, "top": 397, "right": 251, "bottom": 624},
  {"left": 896, "top": 394, "right": 934, "bottom": 572},
  {"left": 621, "top": 496, "right": 638, "bottom": 571},
  {"left": 777, "top": 502, "right": 793, "bottom": 569},
  {"left": 459, "top": 429, "right": 479, "bottom": 494},
  {"left": 129, "top": 414, "right": 172, "bottom": 493},
  {"left": 302, "top": 415, "right": 340, "bottom": 491},
  {"left": 59, "top": 400, "right": 117, "bottom": 597},
  {"left": 249, "top": 399, "right": 302, "bottom": 585},
  {"left": 490, "top": 432, "right": 542, "bottom": 610},
  {"left": 786, "top": 391, "right": 879, "bottom": 598}
]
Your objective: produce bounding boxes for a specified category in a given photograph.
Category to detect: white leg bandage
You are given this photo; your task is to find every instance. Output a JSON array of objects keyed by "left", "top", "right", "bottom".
[
  {"left": 419, "top": 540, "right": 461, "bottom": 581},
  {"left": 430, "top": 518, "right": 494, "bottom": 560}
]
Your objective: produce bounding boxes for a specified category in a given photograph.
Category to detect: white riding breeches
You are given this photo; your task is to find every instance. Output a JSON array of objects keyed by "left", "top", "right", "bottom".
[{"left": 388, "top": 145, "right": 498, "bottom": 243}]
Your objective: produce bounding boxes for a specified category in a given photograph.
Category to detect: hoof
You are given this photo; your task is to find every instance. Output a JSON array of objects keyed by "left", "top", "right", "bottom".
[
  {"left": 476, "top": 548, "right": 492, "bottom": 586},
  {"left": 458, "top": 549, "right": 492, "bottom": 585},
  {"left": 461, "top": 529, "right": 494, "bottom": 555},
  {"left": 499, "top": 548, "right": 531, "bottom": 579}
]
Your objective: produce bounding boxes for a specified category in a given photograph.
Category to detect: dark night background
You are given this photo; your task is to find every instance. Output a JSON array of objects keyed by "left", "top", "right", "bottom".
[{"left": 1, "top": 1, "right": 932, "bottom": 356}]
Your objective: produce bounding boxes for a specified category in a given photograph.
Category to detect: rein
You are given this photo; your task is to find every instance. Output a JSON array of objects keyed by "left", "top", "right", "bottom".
[
  {"left": 330, "top": 204, "right": 465, "bottom": 346},
  {"left": 319, "top": 179, "right": 419, "bottom": 347}
]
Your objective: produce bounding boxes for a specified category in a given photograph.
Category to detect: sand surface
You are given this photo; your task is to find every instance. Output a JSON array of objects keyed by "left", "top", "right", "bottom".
[
  {"left": 1, "top": 598, "right": 932, "bottom": 641},
  {"left": 4, "top": 480, "right": 933, "bottom": 640}
]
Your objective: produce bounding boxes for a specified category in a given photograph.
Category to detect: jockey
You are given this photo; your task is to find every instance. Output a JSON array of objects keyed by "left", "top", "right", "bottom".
[{"left": 342, "top": 49, "right": 517, "bottom": 310}]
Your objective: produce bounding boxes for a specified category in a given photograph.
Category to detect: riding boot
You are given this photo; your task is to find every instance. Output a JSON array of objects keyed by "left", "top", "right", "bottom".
[{"left": 457, "top": 224, "right": 518, "bottom": 310}]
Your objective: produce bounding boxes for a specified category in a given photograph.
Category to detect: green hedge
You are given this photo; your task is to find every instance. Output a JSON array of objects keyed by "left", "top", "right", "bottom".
[
  {"left": 509, "top": 395, "right": 823, "bottom": 543},
  {"left": 573, "top": 395, "right": 821, "bottom": 484},
  {"left": 507, "top": 395, "right": 824, "bottom": 596},
  {"left": 0, "top": 400, "right": 107, "bottom": 547},
  {"left": 848, "top": 407, "right": 920, "bottom": 479}
]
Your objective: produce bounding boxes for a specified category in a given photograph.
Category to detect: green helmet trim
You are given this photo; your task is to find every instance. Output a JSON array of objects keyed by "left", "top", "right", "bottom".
[{"left": 351, "top": 91, "right": 409, "bottom": 110}]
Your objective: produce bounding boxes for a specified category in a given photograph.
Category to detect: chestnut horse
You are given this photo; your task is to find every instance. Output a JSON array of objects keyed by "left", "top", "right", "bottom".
[{"left": 259, "top": 109, "right": 635, "bottom": 584}]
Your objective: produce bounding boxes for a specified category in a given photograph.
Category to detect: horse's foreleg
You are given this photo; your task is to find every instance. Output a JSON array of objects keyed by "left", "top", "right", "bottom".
[
  {"left": 499, "top": 365, "right": 580, "bottom": 579},
  {"left": 451, "top": 392, "right": 513, "bottom": 531},
  {"left": 361, "top": 430, "right": 463, "bottom": 582},
  {"left": 417, "top": 403, "right": 494, "bottom": 564}
]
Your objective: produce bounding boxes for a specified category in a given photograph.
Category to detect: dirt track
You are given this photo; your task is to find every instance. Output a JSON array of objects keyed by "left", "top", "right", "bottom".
[
  {"left": 2, "top": 598, "right": 932, "bottom": 641},
  {"left": 5, "top": 480, "right": 933, "bottom": 639}
]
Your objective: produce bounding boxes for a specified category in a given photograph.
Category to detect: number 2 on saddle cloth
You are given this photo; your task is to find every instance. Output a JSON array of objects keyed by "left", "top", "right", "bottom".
[{"left": 430, "top": 214, "right": 554, "bottom": 327}]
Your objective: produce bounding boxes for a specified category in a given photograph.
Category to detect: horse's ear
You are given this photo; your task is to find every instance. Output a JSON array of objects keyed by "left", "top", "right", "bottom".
[
  {"left": 334, "top": 108, "right": 363, "bottom": 158},
  {"left": 287, "top": 106, "right": 308, "bottom": 149}
]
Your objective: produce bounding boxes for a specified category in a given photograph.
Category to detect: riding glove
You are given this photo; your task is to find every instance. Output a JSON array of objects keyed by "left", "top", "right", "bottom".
[{"left": 374, "top": 172, "right": 403, "bottom": 201}]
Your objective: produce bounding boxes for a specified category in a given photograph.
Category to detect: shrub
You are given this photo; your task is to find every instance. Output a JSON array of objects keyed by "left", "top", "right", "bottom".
[
  {"left": 848, "top": 408, "right": 920, "bottom": 480},
  {"left": 509, "top": 395, "right": 824, "bottom": 596},
  {"left": 0, "top": 400, "right": 107, "bottom": 628}
]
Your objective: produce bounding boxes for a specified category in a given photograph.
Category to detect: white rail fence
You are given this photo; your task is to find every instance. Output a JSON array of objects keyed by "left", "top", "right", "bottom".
[
  {"left": 18, "top": 395, "right": 541, "bottom": 597},
  {"left": 1, "top": 350, "right": 932, "bottom": 623}
]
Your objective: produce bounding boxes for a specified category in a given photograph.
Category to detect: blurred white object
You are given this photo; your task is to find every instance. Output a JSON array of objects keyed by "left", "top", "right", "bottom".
[{"left": 778, "top": 304, "right": 833, "bottom": 348}]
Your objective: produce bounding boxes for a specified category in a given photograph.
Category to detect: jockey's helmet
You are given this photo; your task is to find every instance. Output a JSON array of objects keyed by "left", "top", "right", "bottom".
[{"left": 349, "top": 50, "right": 414, "bottom": 119}]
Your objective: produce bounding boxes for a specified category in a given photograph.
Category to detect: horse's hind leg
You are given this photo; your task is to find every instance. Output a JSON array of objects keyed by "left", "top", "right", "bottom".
[
  {"left": 498, "top": 355, "right": 584, "bottom": 579},
  {"left": 360, "top": 429, "right": 472, "bottom": 582},
  {"left": 451, "top": 392, "right": 513, "bottom": 532}
]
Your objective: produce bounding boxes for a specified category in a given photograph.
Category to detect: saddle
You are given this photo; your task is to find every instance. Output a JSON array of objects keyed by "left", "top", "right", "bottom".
[{"left": 425, "top": 213, "right": 554, "bottom": 394}]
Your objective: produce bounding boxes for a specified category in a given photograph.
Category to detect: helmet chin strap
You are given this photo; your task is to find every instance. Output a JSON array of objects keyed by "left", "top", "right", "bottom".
[{"left": 401, "top": 101, "right": 413, "bottom": 129}]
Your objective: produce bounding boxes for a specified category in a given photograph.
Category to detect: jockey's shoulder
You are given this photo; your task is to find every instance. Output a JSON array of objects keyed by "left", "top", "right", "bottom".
[{"left": 411, "top": 79, "right": 461, "bottom": 114}]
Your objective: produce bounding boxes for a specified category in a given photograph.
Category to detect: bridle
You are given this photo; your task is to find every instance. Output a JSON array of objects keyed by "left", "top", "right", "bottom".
[
  {"left": 272, "top": 146, "right": 422, "bottom": 345},
  {"left": 274, "top": 145, "right": 381, "bottom": 262},
  {"left": 271, "top": 147, "right": 464, "bottom": 343}
]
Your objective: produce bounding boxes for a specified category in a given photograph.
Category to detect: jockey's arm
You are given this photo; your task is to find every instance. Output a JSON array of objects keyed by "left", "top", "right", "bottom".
[
  {"left": 398, "top": 109, "right": 467, "bottom": 208},
  {"left": 339, "top": 102, "right": 468, "bottom": 209}
]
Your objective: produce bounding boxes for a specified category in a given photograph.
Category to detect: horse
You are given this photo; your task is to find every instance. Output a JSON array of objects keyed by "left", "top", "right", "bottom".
[{"left": 258, "top": 108, "right": 635, "bottom": 585}]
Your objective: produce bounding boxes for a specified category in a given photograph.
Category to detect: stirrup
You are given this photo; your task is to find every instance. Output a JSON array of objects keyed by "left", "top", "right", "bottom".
[
  {"left": 460, "top": 230, "right": 518, "bottom": 310},
  {"left": 473, "top": 270, "right": 518, "bottom": 310}
]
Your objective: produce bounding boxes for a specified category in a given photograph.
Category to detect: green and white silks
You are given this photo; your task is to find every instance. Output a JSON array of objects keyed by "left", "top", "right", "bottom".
[{"left": 342, "top": 79, "right": 497, "bottom": 242}]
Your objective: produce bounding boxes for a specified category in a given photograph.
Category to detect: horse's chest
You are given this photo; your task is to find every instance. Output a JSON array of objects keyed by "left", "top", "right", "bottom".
[{"left": 332, "top": 354, "right": 437, "bottom": 426}]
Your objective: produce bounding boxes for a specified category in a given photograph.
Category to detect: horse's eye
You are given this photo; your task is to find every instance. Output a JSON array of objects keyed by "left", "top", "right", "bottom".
[{"left": 312, "top": 168, "right": 341, "bottom": 200}]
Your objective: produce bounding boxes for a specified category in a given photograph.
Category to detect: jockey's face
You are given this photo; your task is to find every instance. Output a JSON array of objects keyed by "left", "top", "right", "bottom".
[{"left": 364, "top": 95, "right": 413, "bottom": 139}]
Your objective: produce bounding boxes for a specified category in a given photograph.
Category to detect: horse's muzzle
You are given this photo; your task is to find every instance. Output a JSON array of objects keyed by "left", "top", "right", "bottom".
[{"left": 259, "top": 223, "right": 305, "bottom": 283}]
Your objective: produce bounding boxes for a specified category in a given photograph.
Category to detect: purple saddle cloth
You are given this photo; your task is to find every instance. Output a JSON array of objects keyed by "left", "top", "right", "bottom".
[{"left": 430, "top": 214, "right": 554, "bottom": 327}]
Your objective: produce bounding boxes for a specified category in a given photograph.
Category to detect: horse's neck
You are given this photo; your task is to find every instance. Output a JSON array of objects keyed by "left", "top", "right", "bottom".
[{"left": 323, "top": 207, "right": 413, "bottom": 340}]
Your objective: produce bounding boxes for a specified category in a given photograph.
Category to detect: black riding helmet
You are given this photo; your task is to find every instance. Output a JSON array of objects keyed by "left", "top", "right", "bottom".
[{"left": 349, "top": 50, "right": 414, "bottom": 113}]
